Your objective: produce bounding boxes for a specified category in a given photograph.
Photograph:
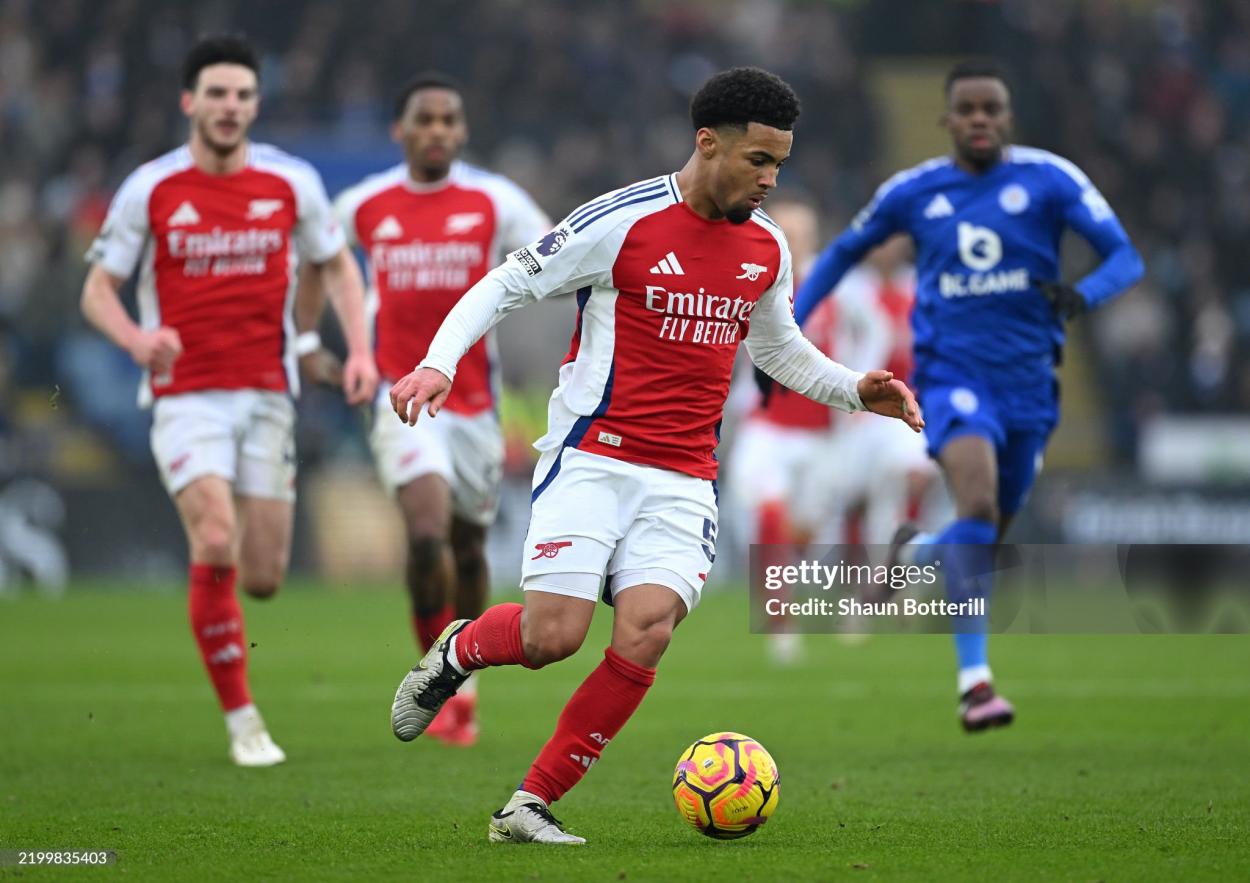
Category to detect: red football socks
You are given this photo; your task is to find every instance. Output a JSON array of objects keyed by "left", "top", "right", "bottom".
[
  {"left": 187, "top": 563, "right": 251, "bottom": 711},
  {"left": 453, "top": 602, "right": 536, "bottom": 670},
  {"left": 757, "top": 500, "right": 791, "bottom": 545},
  {"left": 413, "top": 605, "right": 455, "bottom": 652},
  {"left": 522, "top": 647, "right": 656, "bottom": 804}
]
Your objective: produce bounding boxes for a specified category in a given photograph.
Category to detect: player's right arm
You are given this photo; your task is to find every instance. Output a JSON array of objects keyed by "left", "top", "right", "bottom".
[
  {"left": 391, "top": 212, "right": 618, "bottom": 424},
  {"left": 80, "top": 266, "right": 183, "bottom": 373},
  {"left": 80, "top": 169, "right": 183, "bottom": 373},
  {"left": 792, "top": 178, "right": 907, "bottom": 328}
]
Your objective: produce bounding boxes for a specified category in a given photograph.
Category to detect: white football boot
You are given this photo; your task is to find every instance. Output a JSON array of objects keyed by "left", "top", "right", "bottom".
[
  {"left": 488, "top": 791, "right": 586, "bottom": 845},
  {"left": 226, "top": 705, "right": 286, "bottom": 767},
  {"left": 391, "top": 619, "right": 470, "bottom": 741}
]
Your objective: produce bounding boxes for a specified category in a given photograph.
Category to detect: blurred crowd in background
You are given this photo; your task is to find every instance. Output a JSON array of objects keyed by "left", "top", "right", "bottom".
[{"left": 3, "top": 0, "right": 1249, "bottom": 489}]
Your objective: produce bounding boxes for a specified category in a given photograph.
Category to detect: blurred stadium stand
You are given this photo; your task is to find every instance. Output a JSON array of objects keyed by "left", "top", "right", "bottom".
[{"left": 2, "top": 0, "right": 1248, "bottom": 584}]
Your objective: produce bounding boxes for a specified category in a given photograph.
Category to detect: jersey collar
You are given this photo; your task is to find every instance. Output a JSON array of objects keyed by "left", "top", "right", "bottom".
[{"left": 403, "top": 160, "right": 461, "bottom": 193}]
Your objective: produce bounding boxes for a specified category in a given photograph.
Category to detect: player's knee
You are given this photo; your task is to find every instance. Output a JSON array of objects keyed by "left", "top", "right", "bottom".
[
  {"left": 193, "top": 520, "right": 235, "bottom": 565},
  {"left": 406, "top": 510, "right": 449, "bottom": 547},
  {"left": 614, "top": 619, "right": 674, "bottom": 669},
  {"left": 959, "top": 494, "right": 999, "bottom": 525},
  {"left": 452, "top": 529, "right": 487, "bottom": 568},
  {"left": 521, "top": 617, "right": 585, "bottom": 668},
  {"left": 408, "top": 535, "right": 450, "bottom": 574}
]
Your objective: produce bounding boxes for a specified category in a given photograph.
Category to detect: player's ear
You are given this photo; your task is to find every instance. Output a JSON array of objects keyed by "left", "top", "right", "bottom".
[
  {"left": 695, "top": 127, "right": 719, "bottom": 159},
  {"left": 389, "top": 120, "right": 402, "bottom": 144},
  {"left": 179, "top": 90, "right": 195, "bottom": 116}
]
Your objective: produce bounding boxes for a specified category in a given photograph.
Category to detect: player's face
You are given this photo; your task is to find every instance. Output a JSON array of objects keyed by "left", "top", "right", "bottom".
[
  {"left": 393, "top": 88, "right": 467, "bottom": 181},
  {"left": 708, "top": 123, "right": 792, "bottom": 224},
  {"left": 944, "top": 77, "right": 1012, "bottom": 170},
  {"left": 181, "top": 64, "right": 259, "bottom": 155}
]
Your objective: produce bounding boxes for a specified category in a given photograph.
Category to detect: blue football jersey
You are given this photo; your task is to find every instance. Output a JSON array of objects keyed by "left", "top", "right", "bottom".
[{"left": 794, "top": 146, "right": 1143, "bottom": 384}]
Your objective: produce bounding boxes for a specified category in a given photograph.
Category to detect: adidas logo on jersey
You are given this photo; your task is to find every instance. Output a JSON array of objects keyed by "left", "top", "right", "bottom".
[
  {"left": 924, "top": 194, "right": 954, "bottom": 219},
  {"left": 168, "top": 201, "right": 201, "bottom": 226},
  {"left": 372, "top": 216, "right": 404, "bottom": 240},
  {"left": 649, "top": 251, "right": 685, "bottom": 275}
]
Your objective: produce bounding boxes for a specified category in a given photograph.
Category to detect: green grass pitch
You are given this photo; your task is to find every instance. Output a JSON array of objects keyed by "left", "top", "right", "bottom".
[{"left": 2, "top": 584, "right": 1248, "bottom": 881}]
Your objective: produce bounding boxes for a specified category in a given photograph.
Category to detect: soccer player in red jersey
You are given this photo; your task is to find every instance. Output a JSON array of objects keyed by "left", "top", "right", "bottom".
[
  {"left": 333, "top": 73, "right": 549, "bottom": 745},
  {"left": 727, "top": 198, "right": 888, "bottom": 663},
  {"left": 80, "top": 35, "right": 377, "bottom": 767},
  {"left": 388, "top": 68, "right": 922, "bottom": 843}
]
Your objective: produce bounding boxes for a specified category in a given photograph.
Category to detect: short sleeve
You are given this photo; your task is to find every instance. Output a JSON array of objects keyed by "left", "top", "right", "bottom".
[
  {"left": 493, "top": 179, "right": 552, "bottom": 254},
  {"left": 332, "top": 186, "right": 364, "bottom": 249},
  {"left": 291, "top": 167, "right": 347, "bottom": 263},
  {"left": 85, "top": 171, "right": 153, "bottom": 278}
]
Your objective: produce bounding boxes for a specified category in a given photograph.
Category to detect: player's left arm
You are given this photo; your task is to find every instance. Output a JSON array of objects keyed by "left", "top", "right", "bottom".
[
  {"left": 292, "top": 169, "right": 377, "bottom": 405},
  {"left": 312, "top": 247, "right": 377, "bottom": 404},
  {"left": 1043, "top": 167, "right": 1145, "bottom": 319},
  {"left": 746, "top": 256, "right": 923, "bottom": 432},
  {"left": 292, "top": 261, "right": 344, "bottom": 390}
]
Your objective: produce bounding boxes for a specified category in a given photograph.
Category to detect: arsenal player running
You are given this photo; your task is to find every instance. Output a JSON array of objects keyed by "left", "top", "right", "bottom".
[
  {"left": 387, "top": 67, "right": 922, "bottom": 843},
  {"left": 726, "top": 197, "right": 889, "bottom": 665},
  {"left": 334, "top": 73, "right": 549, "bottom": 745},
  {"left": 81, "top": 35, "right": 377, "bottom": 767}
]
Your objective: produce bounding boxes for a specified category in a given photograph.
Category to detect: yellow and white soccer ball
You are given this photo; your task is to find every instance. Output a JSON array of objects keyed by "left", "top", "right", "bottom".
[{"left": 672, "top": 732, "right": 780, "bottom": 839}]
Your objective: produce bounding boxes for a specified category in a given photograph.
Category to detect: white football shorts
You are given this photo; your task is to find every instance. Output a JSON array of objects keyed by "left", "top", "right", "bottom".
[
  {"left": 726, "top": 417, "right": 828, "bottom": 530},
  {"left": 521, "top": 447, "right": 719, "bottom": 613},
  {"left": 370, "top": 384, "right": 504, "bottom": 527},
  {"left": 813, "top": 412, "right": 935, "bottom": 504},
  {"left": 150, "top": 389, "right": 296, "bottom": 501}
]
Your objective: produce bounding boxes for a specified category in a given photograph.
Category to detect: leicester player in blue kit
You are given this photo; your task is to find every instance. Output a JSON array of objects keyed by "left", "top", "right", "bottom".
[{"left": 793, "top": 60, "right": 1143, "bottom": 731}]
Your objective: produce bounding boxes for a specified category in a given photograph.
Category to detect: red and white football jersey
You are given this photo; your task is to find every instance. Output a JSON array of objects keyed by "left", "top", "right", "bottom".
[
  {"left": 87, "top": 143, "right": 344, "bottom": 404},
  {"left": 753, "top": 286, "right": 839, "bottom": 431},
  {"left": 335, "top": 161, "right": 549, "bottom": 414},
  {"left": 487, "top": 175, "right": 825, "bottom": 479}
]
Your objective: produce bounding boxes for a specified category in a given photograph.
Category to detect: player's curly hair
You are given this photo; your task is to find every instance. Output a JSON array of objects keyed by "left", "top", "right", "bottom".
[
  {"left": 181, "top": 34, "right": 260, "bottom": 91},
  {"left": 690, "top": 67, "right": 800, "bottom": 132},
  {"left": 393, "top": 71, "right": 464, "bottom": 120},
  {"left": 944, "top": 58, "right": 1010, "bottom": 95}
]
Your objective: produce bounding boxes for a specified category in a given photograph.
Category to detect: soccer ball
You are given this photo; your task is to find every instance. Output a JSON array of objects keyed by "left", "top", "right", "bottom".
[{"left": 671, "top": 732, "right": 779, "bottom": 839}]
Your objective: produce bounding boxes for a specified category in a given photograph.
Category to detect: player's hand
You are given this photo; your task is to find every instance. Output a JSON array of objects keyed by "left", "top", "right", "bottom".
[
  {"left": 753, "top": 366, "right": 775, "bottom": 407},
  {"left": 1036, "top": 280, "right": 1088, "bottom": 321},
  {"left": 299, "top": 348, "right": 344, "bottom": 390},
  {"left": 341, "top": 350, "right": 379, "bottom": 406},
  {"left": 390, "top": 366, "right": 452, "bottom": 425},
  {"left": 128, "top": 326, "right": 183, "bottom": 374},
  {"left": 856, "top": 370, "right": 924, "bottom": 433}
]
